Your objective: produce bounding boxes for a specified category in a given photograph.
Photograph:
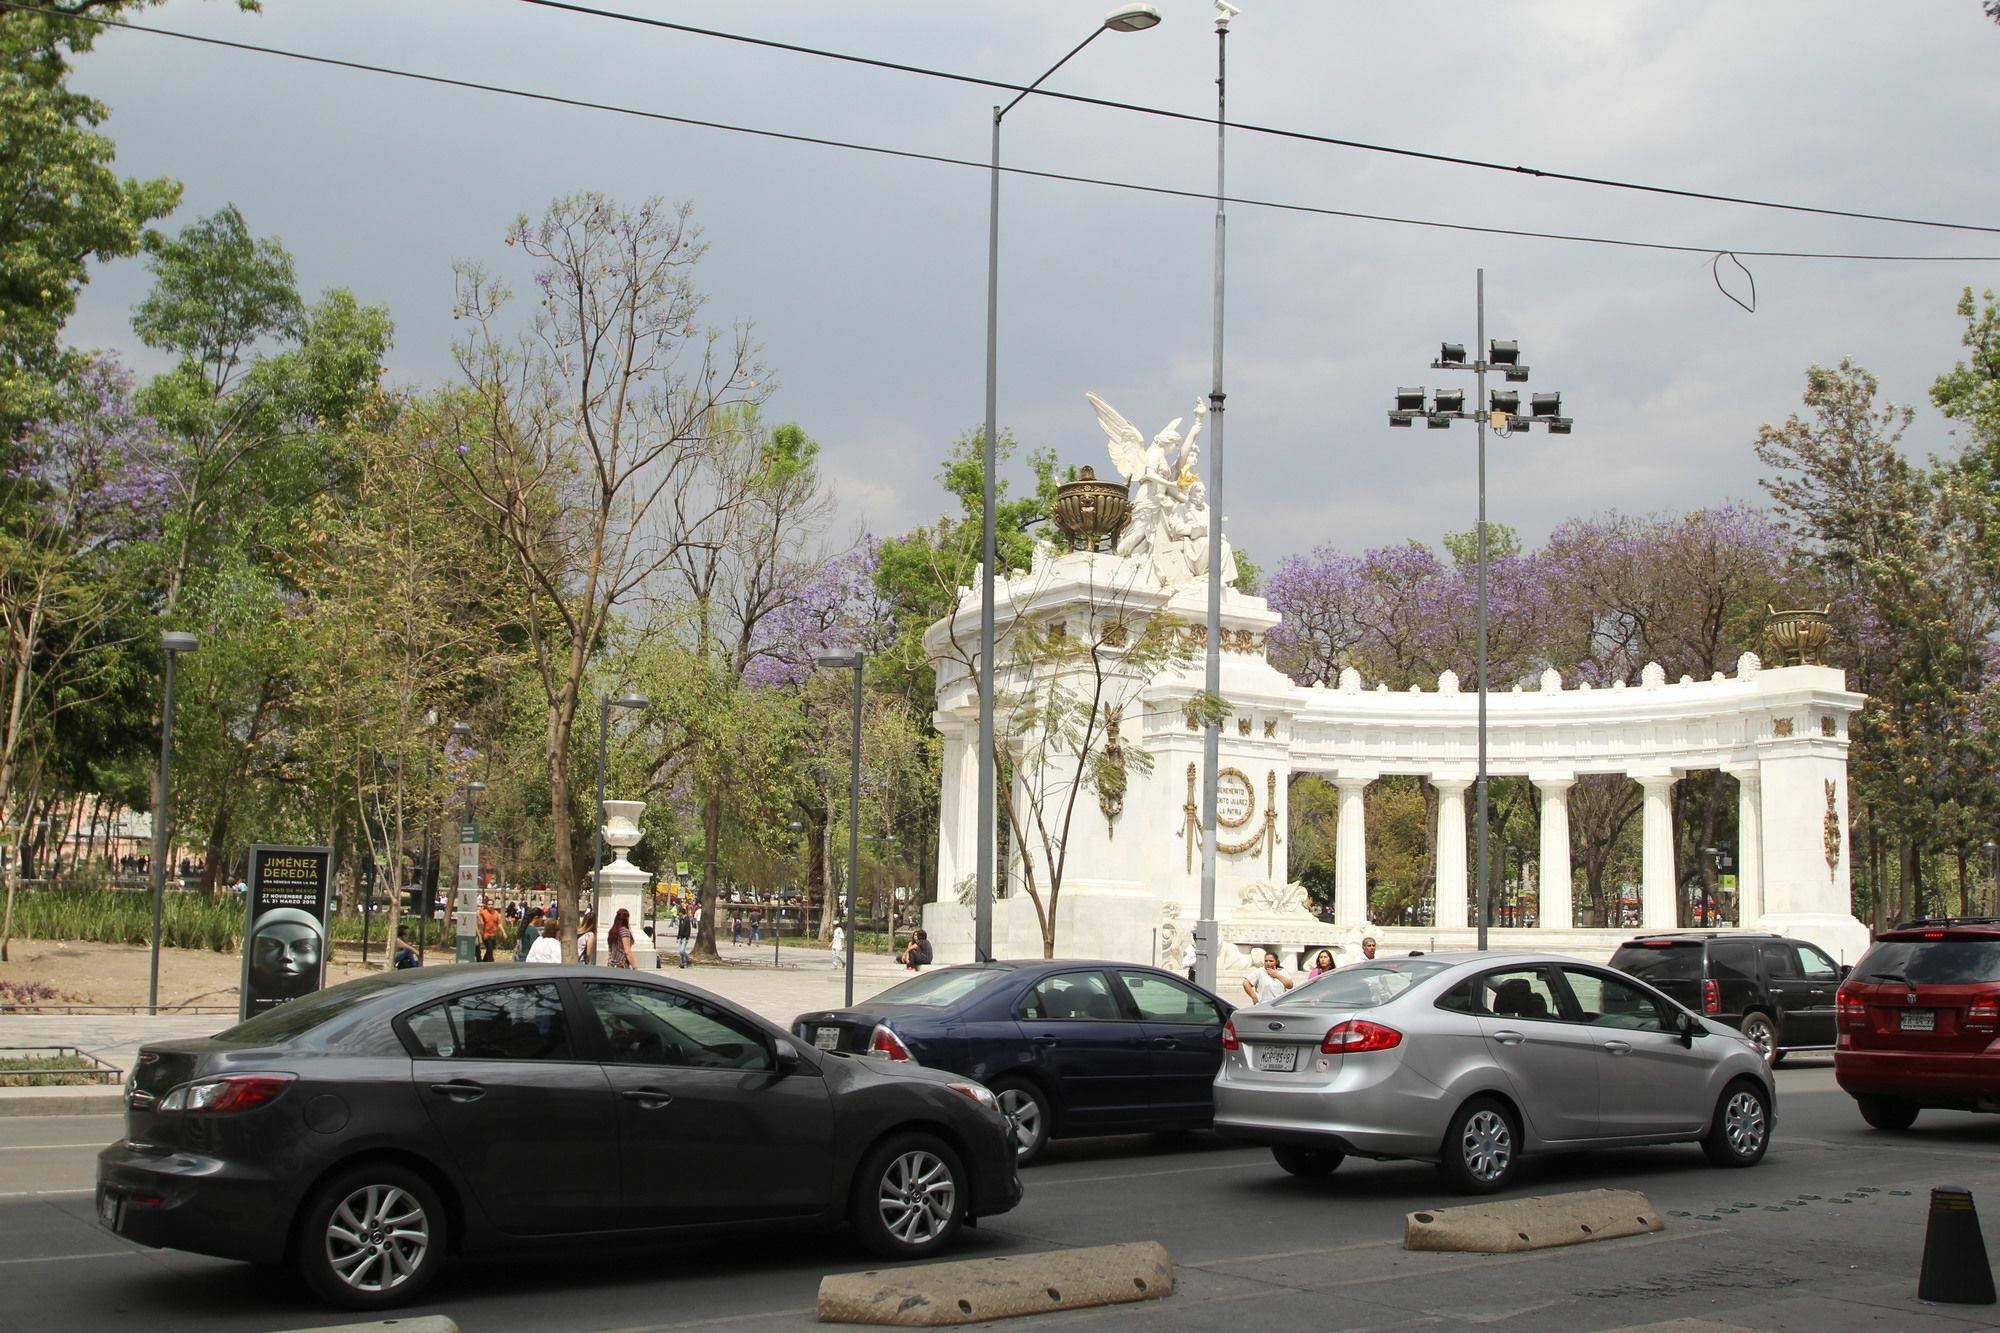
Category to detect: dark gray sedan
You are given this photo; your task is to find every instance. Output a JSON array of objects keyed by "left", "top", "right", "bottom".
[
  {"left": 1213, "top": 952, "right": 1774, "bottom": 1192},
  {"left": 97, "top": 965, "right": 1020, "bottom": 1310}
]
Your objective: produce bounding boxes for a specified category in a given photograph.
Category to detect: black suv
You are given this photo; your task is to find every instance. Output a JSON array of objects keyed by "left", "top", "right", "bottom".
[{"left": 1609, "top": 931, "right": 1848, "bottom": 1064}]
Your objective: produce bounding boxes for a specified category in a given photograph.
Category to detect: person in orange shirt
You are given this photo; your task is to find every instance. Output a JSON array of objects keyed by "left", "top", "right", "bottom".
[{"left": 476, "top": 899, "right": 502, "bottom": 962}]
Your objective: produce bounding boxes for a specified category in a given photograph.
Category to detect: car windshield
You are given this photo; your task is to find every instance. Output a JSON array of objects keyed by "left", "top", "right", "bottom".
[
  {"left": 1611, "top": 943, "right": 1705, "bottom": 983},
  {"left": 1857, "top": 939, "right": 2000, "bottom": 985},
  {"left": 869, "top": 967, "right": 1007, "bottom": 1008},
  {"left": 211, "top": 972, "right": 407, "bottom": 1043},
  {"left": 1272, "top": 960, "right": 1450, "bottom": 1009}
]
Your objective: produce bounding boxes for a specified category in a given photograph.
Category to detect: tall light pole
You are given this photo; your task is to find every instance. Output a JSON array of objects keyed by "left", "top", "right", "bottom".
[
  {"left": 147, "top": 630, "right": 197, "bottom": 1016},
  {"left": 979, "top": 3, "right": 1162, "bottom": 966},
  {"left": 1388, "top": 269, "right": 1574, "bottom": 949},
  {"left": 589, "top": 692, "right": 650, "bottom": 915},
  {"left": 457, "top": 778, "right": 486, "bottom": 962},
  {"left": 818, "top": 650, "right": 865, "bottom": 1006},
  {"left": 1195, "top": 2, "right": 1235, "bottom": 996}
]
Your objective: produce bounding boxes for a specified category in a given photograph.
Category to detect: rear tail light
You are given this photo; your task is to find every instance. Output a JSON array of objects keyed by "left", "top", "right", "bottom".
[
  {"left": 1320, "top": 1019, "right": 1402, "bottom": 1054},
  {"left": 1221, "top": 1020, "right": 1239, "bottom": 1051},
  {"left": 158, "top": 1073, "right": 295, "bottom": 1114},
  {"left": 1969, "top": 994, "right": 1999, "bottom": 1034},
  {"left": 1702, "top": 979, "right": 1721, "bottom": 1015},
  {"left": 868, "top": 1024, "right": 911, "bottom": 1061},
  {"left": 1836, "top": 988, "right": 1867, "bottom": 1029}
]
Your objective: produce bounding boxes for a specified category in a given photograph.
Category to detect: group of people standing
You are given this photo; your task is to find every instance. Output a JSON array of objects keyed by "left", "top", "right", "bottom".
[{"left": 1241, "top": 936, "right": 1379, "bottom": 1004}]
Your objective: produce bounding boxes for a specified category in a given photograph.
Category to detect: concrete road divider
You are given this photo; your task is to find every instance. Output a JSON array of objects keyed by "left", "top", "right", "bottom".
[
  {"left": 817, "top": 1241, "right": 1173, "bottom": 1325},
  {"left": 1405, "top": 1188, "right": 1663, "bottom": 1253},
  {"left": 270, "top": 1312, "right": 460, "bottom": 1320}
]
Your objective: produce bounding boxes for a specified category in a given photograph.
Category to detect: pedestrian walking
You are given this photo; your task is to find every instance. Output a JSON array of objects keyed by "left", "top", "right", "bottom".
[
  {"left": 831, "top": 923, "right": 846, "bottom": 970},
  {"left": 525, "top": 922, "right": 565, "bottom": 963},
  {"left": 608, "top": 907, "right": 637, "bottom": 969},
  {"left": 1181, "top": 937, "right": 1199, "bottom": 982},
  {"left": 730, "top": 913, "right": 742, "bottom": 945},
  {"left": 576, "top": 911, "right": 597, "bottom": 965},
  {"left": 676, "top": 912, "right": 693, "bottom": 968},
  {"left": 476, "top": 898, "right": 501, "bottom": 962},
  {"left": 748, "top": 909, "right": 761, "bottom": 946},
  {"left": 1242, "top": 949, "right": 1295, "bottom": 1005},
  {"left": 1308, "top": 948, "right": 1336, "bottom": 979},
  {"left": 514, "top": 907, "right": 543, "bottom": 961}
]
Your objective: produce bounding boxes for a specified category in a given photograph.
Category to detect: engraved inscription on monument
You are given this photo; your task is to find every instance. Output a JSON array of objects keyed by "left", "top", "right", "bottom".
[{"left": 1216, "top": 768, "right": 1254, "bottom": 828}]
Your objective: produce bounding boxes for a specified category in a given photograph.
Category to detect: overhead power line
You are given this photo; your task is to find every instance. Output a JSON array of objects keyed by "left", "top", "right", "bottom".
[
  {"left": 513, "top": 0, "right": 2000, "bottom": 239},
  {"left": 12, "top": 0, "right": 1999, "bottom": 264}
]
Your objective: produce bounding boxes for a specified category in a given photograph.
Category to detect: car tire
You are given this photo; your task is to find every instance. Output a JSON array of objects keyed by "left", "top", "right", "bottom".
[
  {"left": 1272, "top": 1145, "right": 1344, "bottom": 1178},
  {"left": 1855, "top": 1095, "right": 1920, "bottom": 1131},
  {"left": 1739, "top": 1012, "right": 1780, "bottom": 1065},
  {"left": 990, "top": 1076, "right": 1052, "bottom": 1165},
  {"left": 1701, "top": 1078, "right": 1772, "bottom": 1168},
  {"left": 850, "top": 1131, "right": 966, "bottom": 1261},
  {"left": 1438, "top": 1096, "right": 1520, "bottom": 1194},
  {"left": 296, "top": 1163, "right": 447, "bottom": 1310}
]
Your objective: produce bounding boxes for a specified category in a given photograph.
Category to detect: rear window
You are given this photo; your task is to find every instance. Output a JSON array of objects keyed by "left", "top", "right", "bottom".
[
  {"left": 210, "top": 971, "right": 406, "bottom": 1044},
  {"left": 869, "top": 967, "right": 1007, "bottom": 1008},
  {"left": 1855, "top": 938, "right": 2000, "bottom": 985},
  {"left": 1610, "top": 942, "right": 1705, "bottom": 984},
  {"left": 1274, "top": 960, "right": 1450, "bottom": 1010}
]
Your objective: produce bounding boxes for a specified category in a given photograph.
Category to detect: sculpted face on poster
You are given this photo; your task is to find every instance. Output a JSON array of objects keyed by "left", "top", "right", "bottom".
[{"left": 239, "top": 844, "right": 334, "bottom": 1020}]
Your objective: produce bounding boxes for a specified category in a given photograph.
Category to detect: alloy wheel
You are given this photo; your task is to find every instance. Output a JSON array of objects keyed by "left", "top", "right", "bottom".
[
  {"left": 1722, "top": 1089, "right": 1767, "bottom": 1157},
  {"left": 1460, "top": 1108, "right": 1513, "bottom": 1183},
  {"left": 875, "top": 1148, "right": 957, "bottom": 1246},
  {"left": 997, "top": 1087, "right": 1043, "bottom": 1157},
  {"left": 323, "top": 1184, "right": 430, "bottom": 1295}
]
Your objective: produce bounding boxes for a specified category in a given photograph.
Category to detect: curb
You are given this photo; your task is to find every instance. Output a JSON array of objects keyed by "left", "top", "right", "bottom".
[
  {"left": 817, "top": 1241, "right": 1172, "bottom": 1326},
  {"left": 0, "top": 1087, "right": 123, "bottom": 1117},
  {"left": 271, "top": 1319, "right": 460, "bottom": 1333},
  {"left": 1404, "top": 1188, "right": 1663, "bottom": 1253}
]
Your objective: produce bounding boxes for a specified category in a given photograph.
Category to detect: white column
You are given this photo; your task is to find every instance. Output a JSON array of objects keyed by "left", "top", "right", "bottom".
[
  {"left": 1334, "top": 776, "right": 1371, "bottom": 927},
  {"left": 934, "top": 725, "right": 977, "bottom": 904},
  {"left": 1433, "top": 777, "right": 1470, "bottom": 930},
  {"left": 1534, "top": 776, "right": 1574, "bottom": 931},
  {"left": 1638, "top": 774, "right": 1678, "bottom": 931},
  {"left": 1731, "top": 767, "right": 1765, "bottom": 927}
]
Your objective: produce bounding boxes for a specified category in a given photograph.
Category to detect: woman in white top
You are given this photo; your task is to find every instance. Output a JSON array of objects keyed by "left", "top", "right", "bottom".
[{"left": 525, "top": 927, "right": 566, "bottom": 963}]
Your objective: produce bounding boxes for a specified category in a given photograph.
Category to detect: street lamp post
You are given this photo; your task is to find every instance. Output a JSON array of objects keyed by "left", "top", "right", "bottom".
[
  {"left": 589, "top": 692, "right": 650, "bottom": 917},
  {"left": 147, "top": 630, "right": 198, "bottom": 1016},
  {"left": 818, "top": 650, "right": 865, "bottom": 1006},
  {"left": 1986, "top": 840, "right": 1997, "bottom": 917},
  {"left": 457, "top": 779, "right": 486, "bottom": 962},
  {"left": 784, "top": 819, "right": 803, "bottom": 966},
  {"left": 1388, "top": 269, "right": 1574, "bottom": 950},
  {"left": 979, "top": 3, "right": 1162, "bottom": 967}
]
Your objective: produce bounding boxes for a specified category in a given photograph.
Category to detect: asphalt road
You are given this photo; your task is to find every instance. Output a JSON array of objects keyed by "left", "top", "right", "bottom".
[{"left": 3, "top": 1060, "right": 1997, "bottom": 1333}]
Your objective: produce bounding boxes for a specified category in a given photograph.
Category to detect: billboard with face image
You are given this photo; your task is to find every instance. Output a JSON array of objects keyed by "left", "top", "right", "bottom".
[{"left": 239, "top": 845, "right": 334, "bottom": 1020}]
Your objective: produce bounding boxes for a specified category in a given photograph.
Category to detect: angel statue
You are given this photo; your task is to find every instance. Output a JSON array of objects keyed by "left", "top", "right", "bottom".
[{"left": 1085, "top": 393, "right": 1205, "bottom": 564}]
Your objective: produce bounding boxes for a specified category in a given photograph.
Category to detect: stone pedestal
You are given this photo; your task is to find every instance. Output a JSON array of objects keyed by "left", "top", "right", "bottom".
[{"left": 592, "top": 799, "right": 658, "bottom": 970}]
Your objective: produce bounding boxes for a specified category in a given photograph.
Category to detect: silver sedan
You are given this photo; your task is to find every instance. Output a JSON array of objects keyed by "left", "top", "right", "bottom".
[{"left": 1212, "top": 952, "right": 1774, "bottom": 1192}]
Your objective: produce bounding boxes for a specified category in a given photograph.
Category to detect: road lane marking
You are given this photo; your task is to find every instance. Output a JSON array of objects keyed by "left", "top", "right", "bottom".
[
  {"left": 0, "top": 1143, "right": 107, "bottom": 1151},
  {"left": 0, "top": 1189, "right": 91, "bottom": 1198},
  {"left": 0, "top": 1251, "right": 140, "bottom": 1265}
]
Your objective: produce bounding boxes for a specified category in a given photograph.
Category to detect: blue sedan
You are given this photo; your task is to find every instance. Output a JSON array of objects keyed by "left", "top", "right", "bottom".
[{"left": 793, "top": 960, "right": 1232, "bottom": 1164}]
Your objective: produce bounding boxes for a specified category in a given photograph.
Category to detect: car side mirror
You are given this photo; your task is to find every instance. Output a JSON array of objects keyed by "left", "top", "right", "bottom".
[
  {"left": 1838, "top": 963, "right": 1852, "bottom": 980},
  {"left": 773, "top": 1038, "right": 803, "bottom": 1076},
  {"left": 1678, "top": 1011, "right": 1699, "bottom": 1049}
]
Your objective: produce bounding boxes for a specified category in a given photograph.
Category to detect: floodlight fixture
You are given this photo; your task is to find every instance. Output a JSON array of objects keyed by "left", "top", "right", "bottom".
[
  {"left": 1388, "top": 411, "right": 1415, "bottom": 428},
  {"left": 1395, "top": 386, "right": 1426, "bottom": 412},
  {"left": 1103, "top": 2, "right": 1162, "bottom": 32},
  {"left": 1489, "top": 389, "right": 1520, "bottom": 416},
  {"left": 1489, "top": 340, "right": 1519, "bottom": 366},
  {"left": 1433, "top": 388, "right": 1464, "bottom": 415},
  {"left": 1425, "top": 413, "right": 1452, "bottom": 429},
  {"left": 1504, "top": 366, "right": 1530, "bottom": 384},
  {"left": 1531, "top": 391, "right": 1563, "bottom": 417},
  {"left": 1437, "top": 343, "right": 1466, "bottom": 366},
  {"left": 1546, "top": 417, "right": 1574, "bottom": 435}
]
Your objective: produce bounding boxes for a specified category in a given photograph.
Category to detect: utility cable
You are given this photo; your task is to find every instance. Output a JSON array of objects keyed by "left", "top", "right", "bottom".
[{"left": 11, "top": 1, "right": 1998, "bottom": 264}]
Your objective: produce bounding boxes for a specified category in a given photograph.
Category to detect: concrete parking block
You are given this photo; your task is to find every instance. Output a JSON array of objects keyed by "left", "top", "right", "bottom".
[
  {"left": 0, "top": 1086, "right": 122, "bottom": 1117},
  {"left": 1404, "top": 1188, "right": 1663, "bottom": 1253},
  {"left": 816, "top": 1241, "right": 1173, "bottom": 1325}
]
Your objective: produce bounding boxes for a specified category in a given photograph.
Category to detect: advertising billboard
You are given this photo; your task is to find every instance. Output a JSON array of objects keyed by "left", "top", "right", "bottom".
[{"left": 239, "top": 844, "right": 334, "bottom": 1020}]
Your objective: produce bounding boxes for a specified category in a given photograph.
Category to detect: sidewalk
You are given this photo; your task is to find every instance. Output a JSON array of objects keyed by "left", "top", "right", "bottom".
[{"left": 0, "top": 940, "right": 918, "bottom": 1116}]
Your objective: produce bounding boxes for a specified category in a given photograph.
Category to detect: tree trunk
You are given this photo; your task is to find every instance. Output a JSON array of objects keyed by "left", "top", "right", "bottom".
[{"left": 695, "top": 791, "right": 721, "bottom": 960}]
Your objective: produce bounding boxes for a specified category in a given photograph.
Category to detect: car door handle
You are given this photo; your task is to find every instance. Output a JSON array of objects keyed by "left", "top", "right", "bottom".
[
  {"left": 619, "top": 1088, "right": 673, "bottom": 1109},
  {"left": 1490, "top": 1029, "right": 1526, "bottom": 1046},
  {"left": 1601, "top": 1040, "right": 1632, "bottom": 1056},
  {"left": 1147, "top": 1036, "right": 1178, "bottom": 1047},
  {"left": 1031, "top": 1035, "right": 1059, "bottom": 1048},
  {"left": 427, "top": 1080, "right": 485, "bottom": 1102}
]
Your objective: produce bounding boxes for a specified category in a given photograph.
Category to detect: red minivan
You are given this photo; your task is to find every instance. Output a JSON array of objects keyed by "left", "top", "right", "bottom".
[{"left": 1833, "top": 918, "right": 2000, "bottom": 1130}]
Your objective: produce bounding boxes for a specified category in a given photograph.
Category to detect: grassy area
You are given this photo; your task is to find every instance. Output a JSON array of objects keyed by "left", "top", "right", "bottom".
[
  {"left": 5, "top": 886, "right": 245, "bottom": 951},
  {"left": 0, "top": 1054, "right": 113, "bottom": 1087}
]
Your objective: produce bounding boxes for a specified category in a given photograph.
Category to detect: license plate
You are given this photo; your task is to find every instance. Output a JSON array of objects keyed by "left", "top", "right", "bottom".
[
  {"left": 1256, "top": 1045, "right": 1299, "bottom": 1072},
  {"left": 813, "top": 1026, "right": 841, "bottom": 1050},
  {"left": 1899, "top": 1009, "right": 1936, "bottom": 1031},
  {"left": 97, "top": 1189, "right": 121, "bottom": 1231}
]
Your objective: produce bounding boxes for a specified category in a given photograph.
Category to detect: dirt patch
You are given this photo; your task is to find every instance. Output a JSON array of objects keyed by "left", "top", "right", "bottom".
[{"left": 0, "top": 938, "right": 381, "bottom": 1012}]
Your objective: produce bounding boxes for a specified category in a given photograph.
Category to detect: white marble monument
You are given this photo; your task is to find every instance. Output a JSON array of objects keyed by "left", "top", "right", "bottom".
[
  {"left": 592, "top": 799, "right": 659, "bottom": 970},
  {"left": 922, "top": 390, "right": 1870, "bottom": 974}
]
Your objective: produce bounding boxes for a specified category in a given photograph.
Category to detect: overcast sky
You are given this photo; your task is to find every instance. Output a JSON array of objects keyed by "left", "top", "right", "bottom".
[{"left": 62, "top": 1, "right": 2000, "bottom": 570}]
